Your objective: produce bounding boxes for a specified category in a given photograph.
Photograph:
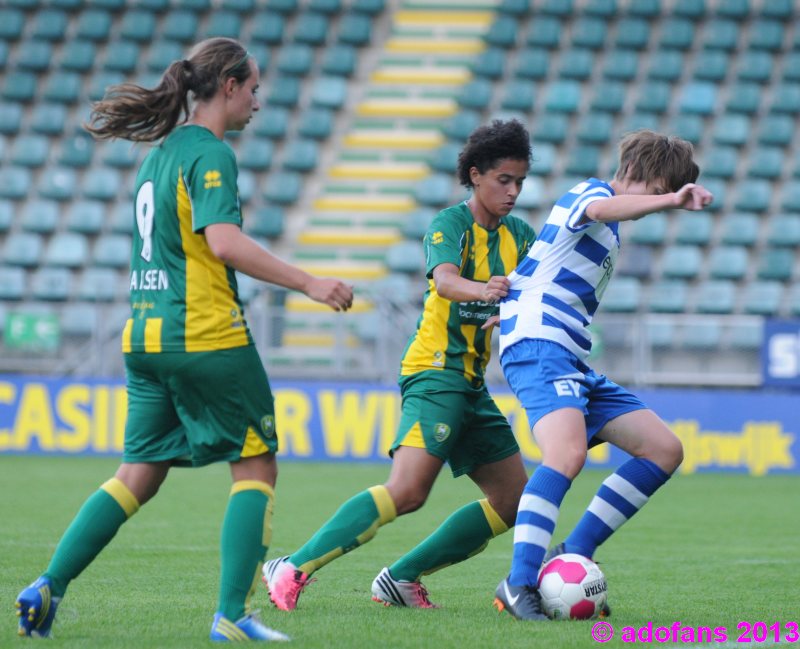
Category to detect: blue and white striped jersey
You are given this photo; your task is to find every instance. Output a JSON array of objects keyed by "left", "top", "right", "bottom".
[{"left": 499, "top": 178, "right": 619, "bottom": 360}]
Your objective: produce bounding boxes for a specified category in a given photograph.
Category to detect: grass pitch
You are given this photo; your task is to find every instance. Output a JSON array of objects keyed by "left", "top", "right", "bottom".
[{"left": 1, "top": 455, "right": 797, "bottom": 648}]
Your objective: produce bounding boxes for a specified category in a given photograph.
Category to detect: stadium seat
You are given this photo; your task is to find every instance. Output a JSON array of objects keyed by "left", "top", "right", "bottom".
[
  {"left": 120, "top": 10, "right": 157, "bottom": 42},
  {"left": 515, "top": 176, "right": 544, "bottom": 211},
  {"left": 428, "top": 142, "right": 462, "bottom": 175},
  {"left": 76, "top": 9, "right": 113, "bottom": 41},
  {"left": 615, "top": 245, "right": 653, "bottom": 279},
  {"left": 756, "top": 114, "right": 793, "bottom": 146},
  {"left": 564, "top": 146, "right": 600, "bottom": 177},
  {"left": 42, "top": 72, "right": 82, "bottom": 104},
  {"left": 635, "top": 82, "right": 671, "bottom": 114},
  {"left": 17, "top": 40, "right": 54, "bottom": 72},
  {"left": 30, "top": 268, "right": 73, "bottom": 302},
  {"left": 60, "top": 303, "right": 99, "bottom": 338},
  {"left": 716, "top": 0, "right": 750, "bottom": 21},
  {"left": 661, "top": 245, "right": 702, "bottom": 279},
  {"left": 628, "top": 0, "right": 661, "bottom": 17},
  {"left": 485, "top": 16, "right": 518, "bottom": 48},
  {"left": 0, "top": 8, "right": 25, "bottom": 40},
  {"left": 571, "top": 17, "right": 606, "bottom": 50},
  {"left": 266, "top": 0, "right": 297, "bottom": 12},
  {"left": 576, "top": 112, "right": 613, "bottom": 145},
  {"left": 102, "top": 139, "right": 140, "bottom": 169},
  {"left": 457, "top": 80, "right": 493, "bottom": 110},
  {"left": 103, "top": 41, "right": 140, "bottom": 73},
  {"left": 2, "top": 72, "right": 37, "bottom": 103},
  {"left": 0, "top": 103, "right": 21, "bottom": 136},
  {"left": 533, "top": 113, "right": 568, "bottom": 144},
  {"left": 559, "top": 48, "right": 593, "bottom": 80},
  {"left": 720, "top": 212, "right": 760, "bottom": 246},
  {"left": 400, "top": 209, "right": 436, "bottom": 242},
  {"left": 293, "top": 12, "right": 328, "bottom": 45},
  {"left": 471, "top": 48, "right": 505, "bottom": 79},
  {"left": 728, "top": 321, "right": 763, "bottom": 350},
  {"left": 694, "top": 280, "right": 736, "bottom": 314},
  {"left": 788, "top": 285, "right": 800, "bottom": 316},
  {"left": 442, "top": 110, "right": 481, "bottom": 142},
  {"left": 59, "top": 135, "right": 94, "bottom": 168},
  {"left": 514, "top": 48, "right": 550, "bottom": 80},
  {"left": 766, "top": 214, "right": 800, "bottom": 246},
  {"left": 0, "top": 266, "right": 25, "bottom": 301},
  {"left": 674, "top": 212, "right": 713, "bottom": 246},
  {"left": 322, "top": 45, "right": 357, "bottom": 77},
  {"left": 175, "top": 0, "right": 212, "bottom": 9},
  {"left": 629, "top": 212, "right": 667, "bottom": 246},
  {"left": 770, "top": 83, "right": 800, "bottom": 115},
  {"left": 602, "top": 49, "right": 639, "bottom": 81},
  {"left": 385, "top": 241, "right": 425, "bottom": 274},
  {"left": 30, "top": 104, "right": 68, "bottom": 136},
  {"left": 659, "top": 18, "right": 695, "bottom": 50},
  {"left": 647, "top": 280, "right": 689, "bottom": 313},
  {"left": 781, "top": 181, "right": 800, "bottom": 212},
  {"left": 544, "top": 81, "right": 581, "bottom": 113},
  {"left": 246, "top": 206, "right": 285, "bottom": 239},
  {"left": 282, "top": 139, "right": 319, "bottom": 173},
  {"left": 236, "top": 170, "right": 256, "bottom": 204},
  {"left": 0, "top": 166, "right": 32, "bottom": 200},
  {"left": 725, "top": 82, "right": 762, "bottom": 114},
  {"left": 268, "top": 77, "right": 301, "bottom": 107},
  {"left": 0, "top": 200, "right": 11, "bottom": 233},
  {"left": 737, "top": 51, "right": 773, "bottom": 83},
  {"left": 339, "top": 13, "right": 373, "bottom": 47},
  {"left": 310, "top": 77, "right": 347, "bottom": 109},
  {"left": 161, "top": 10, "right": 199, "bottom": 42},
  {"left": 526, "top": 16, "right": 562, "bottom": 49},
  {"left": 65, "top": 201, "right": 105, "bottom": 235},
  {"left": 696, "top": 178, "right": 725, "bottom": 211},
  {"left": 782, "top": 52, "right": 800, "bottom": 82},
  {"left": 681, "top": 321, "right": 722, "bottom": 351},
  {"left": 748, "top": 19, "right": 785, "bottom": 51},
  {"left": 77, "top": 267, "right": 123, "bottom": 302},
  {"left": 276, "top": 43, "right": 314, "bottom": 76},
  {"left": 621, "top": 112, "right": 660, "bottom": 134},
  {"left": 746, "top": 147, "right": 783, "bottom": 179},
  {"left": 253, "top": 107, "right": 289, "bottom": 139},
  {"left": 757, "top": 248, "right": 794, "bottom": 281},
  {"left": 88, "top": 71, "right": 125, "bottom": 101},
  {"left": 678, "top": 82, "right": 717, "bottom": 114},
  {"left": 702, "top": 146, "right": 738, "bottom": 179},
  {"left": 601, "top": 277, "right": 641, "bottom": 313},
  {"left": 702, "top": 20, "right": 739, "bottom": 50},
  {"left": 742, "top": 281, "right": 783, "bottom": 316},
  {"left": 44, "top": 233, "right": 90, "bottom": 268},
  {"left": 761, "top": 0, "right": 792, "bottom": 19},
  {"left": 20, "top": 200, "right": 59, "bottom": 234},
  {"left": 82, "top": 168, "right": 122, "bottom": 201},
  {"left": 2, "top": 232, "right": 43, "bottom": 267},
  {"left": 237, "top": 138, "right": 273, "bottom": 171},
  {"left": 708, "top": 246, "right": 749, "bottom": 280},
  {"left": 263, "top": 171, "right": 302, "bottom": 205},
  {"left": 500, "top": 80, "right": 534, "bottom": 112},
  {"left": 92, "top": 234, "right": 131, "bottom": 268},
  {"left": 59, "top": 39, "right": 97, "bottom": 73},
  {"left": 12, "top": 135, "right": 49, "bottom": 168},
  {"left": 693, "top": 50, "right": 730, "bottom": 82},
  {"left": 352, "top": 0, "right": 384, "bottom": 15},
  {"left": 647, "top": 50, "right": 684, "bottom": 82},
  {"left": 673, "top": 0, "right": 705, "bottom": 18},
  {"left": 616, "top": 18, "right": 650, "bottom": 50},
  {"left": 414, "top": 174, "right": 453, "bottom": 208},
  {"left": 298, "top": 108, "right": 334, "bottom": 140},
  {"left": 38, "top": 167, "right": 78, "bottom": 202},
  {"left": 733, "top": 179, "right": 771, "bottom": 212},
  {"left": 249, "top": 11, "right": 285, "bottom": 44},
  {"left": 205, "top": 11, "right": 242, "bottom": 38},
  {"left": 666, "top": 114, "right": 703, "bottom": 145},
  {"left": 530, "top": 143, "right": 556, "bottom": 176}
]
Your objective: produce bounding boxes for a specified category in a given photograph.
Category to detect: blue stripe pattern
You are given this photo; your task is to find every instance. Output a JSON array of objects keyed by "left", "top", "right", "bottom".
[
  {"left": 500, "top": 314, "right": 517, "bottom": 335},
  {"left": 553, "top": 267, "right": 599, "bottom": 314},
  {"left": 575, "top": 234, "right": 610, "bottom": 266},
  {"left": 516, "top": 510, "right": 558, "bottom": 533},
  {"left": 537, "top": 223, "right": 559, "bottom": 243},
  {"left": 505, "top": 288, "right": 521, "bottom": 302},
  {"left": 596, "top": 484, "right": 640, "bottom": 519},
  {"left": 542, "top": 312, "right": 591, "bottom": 350},
  {"left": 542, "top": 293, "right": 589, "bottom": 325},
  {"left": 515, "top": 256, "right": 539, "bottom": 277}
]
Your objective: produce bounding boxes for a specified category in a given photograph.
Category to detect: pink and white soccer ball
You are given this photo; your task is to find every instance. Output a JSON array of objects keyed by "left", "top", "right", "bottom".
[{"left": 537, "top": 553, "right": 608, "bottom": 620}]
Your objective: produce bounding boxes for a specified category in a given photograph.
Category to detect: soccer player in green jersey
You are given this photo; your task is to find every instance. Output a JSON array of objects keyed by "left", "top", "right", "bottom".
[
  {"left": 264, "top": 119, "right": 537, "bottom": 610},
  {"left": 14, "top": 37, "right": 352, "bottom": 642}
]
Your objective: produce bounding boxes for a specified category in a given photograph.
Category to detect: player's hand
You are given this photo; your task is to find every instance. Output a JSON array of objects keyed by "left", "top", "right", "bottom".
[
  {"left": 481, "top": 315, "right": 500, "bottom": 330},
  {"left": 673, "top": 183, "right": 713, "bottom": 211},
  {"left": 306, "top": 278, "right": 354, "bottom": 312},
  {"left": 481, "top": 275, "right": 511, "bottom": 304}
]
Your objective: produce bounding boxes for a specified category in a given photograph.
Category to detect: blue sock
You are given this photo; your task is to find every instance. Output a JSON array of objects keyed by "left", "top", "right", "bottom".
[
  {"left": 564, "top": 458, "right": 670, "bottom": 558},
  {"left": 509, "top": 466, "right": 571, "bottom": 587}
]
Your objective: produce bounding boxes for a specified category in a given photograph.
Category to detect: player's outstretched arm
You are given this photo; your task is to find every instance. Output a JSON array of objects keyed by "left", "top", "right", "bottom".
[
  {"left": 432, "top": 263, "right": 509, "bottom": 304},
  {"left": 205, "top": 222, "right": 354, "bottom": 311},
  {"left": 585, "top": 183, "right": 713, "bottom": 223}
]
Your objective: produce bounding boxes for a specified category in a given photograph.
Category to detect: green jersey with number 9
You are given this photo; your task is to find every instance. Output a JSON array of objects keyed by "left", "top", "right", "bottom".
[{"left": 122, "top": 125, "right": 252, "bottom": 353}]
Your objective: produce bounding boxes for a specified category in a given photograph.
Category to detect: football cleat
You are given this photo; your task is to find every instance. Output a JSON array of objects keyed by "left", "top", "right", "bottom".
[
  {"left": 262, "top": 556, "right": 314, "bottom": 611},
  {"left": 210, "top": 612, "right": 290, "bottom": 642},
  {"left": 15, "top": 576, "right": 61, "bottom": 638},
  {"left": 542, "top": 542, "right": 611, "bottom": 618},
  {"left": 493, "top": 577, "right": 549, "bottom": 621},
  {"left": 371, "top": 567, "right": 438, "bottom": 608}
]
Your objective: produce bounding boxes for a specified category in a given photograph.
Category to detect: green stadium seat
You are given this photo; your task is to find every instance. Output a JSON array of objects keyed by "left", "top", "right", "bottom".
[
  {"left": 322, "top": 44, "right": 357, "bottom": 77},
  {"left": 31, "top": 268, "right": 72, "bottom": 302},
  {"left": 44, "top": 233, "right": 90, "bottom": 268},
  {"left": 268, "top": 77, "right": 301, "bottom": 107},
  {"left": 725, "top": 82, "right": 762, "bottom": 114},
  {"left": 589, "top": 82, "right": 625, "bottom": 114},
  {"left": 788, "top": 285, "right": 800, "bottom": 316},
  {"left": 616, "top": 245, "right": 654, "bottom": 280},
  {"left": 576, "top": 112, "right": 613, "bottom": 145},
  {"left": 60, "top": 303, "right": 100, "bottom": 338},
  {"left": 293, "top": 12, "right": 328, "bottom": 45},
  {"left": 647, "top": 280, "right": 688, "bottom": 313},
  {"left": 30, "top": 104, "right": 68, "bottom": 136},
  {"left": 647, "top": 50, "right": 684, "bottom": 82},
  {"left": 769, "top": 83, "right": 800, "bottom": 115},
  {"left": 59, "top": 39, "right": 97, "bottom": 73},
  {"left": 103, "top": 41, "right": 140, "bottom": 73},
  {"left": 708, "top": 246, "right": 749, "bottom": 279},
  {"left": 0, "top": 166, "right": 31, "bottom": 200},
  {"left": 559, "top": 48, "right": 593, "bottom": 80},
  {"left": 352, "top": 0, "right": 384, "bottom": 15},
  {"left": 720, "top": 212, "right": 759, "bottom": 246},
  {"left": 748, "top": 19, "right": 785, "bottom": 51},
  {"left": 603, "top": 49, "right": 639, "bottom": 81},
  {"left": 238, "top": 138, "right": 273, "bottom": 171},
  {"left": 530, "top": 142, "right": 556, "bottom": 176},
  {"left": 263, "top": 171, "right": 302, "bottom": 205},
  {"left": 442, "top": 110, "right": 481, "bottom": 142},
  {"left": 746, "top": 147, "right": 783, "bottom": 179},
  {"left": 0, "top": 266, "right": 25, "bottom": 301},
  {"left": 65, "top": 201, "right": 105, "bottom": 235},
  {"left": 59, "top": 135, "right": 94, "bottom": 168},
  {"left": 742, "top": 281, "right": 783, "bottom": 316},
  {"left": 0, "top": 42, "right": 7, "bottom": 68},
  {"left": 628, "top": 0, "right": 661, "bottom": 17},
  {"left": 571, "top": 18, "right": 606, "bottom": 49},
  {"left": 138, "top": 0, "right": 170, "bottom": 10},
  {"left": 533, "top": 113, "right": 568, "bottom": 144},
  {"left": 783, "top": 53, "right": 800, "bottom": 82},
  {"left": 42, "top": 72, "right": 82, "bottom": 104},
  {"left": 629, "top": 212, "right": 667, "bottom": 245},
  {"left": 728, "top": 321, "right": 763, "bottom": 350},
  {"left": 635, "top": 81, "right": 671, "bottom": 114},
  {"left": 82, "top": 168, "right": 122, "bottom": 201},
  {"left": 21, "top": 200, "right": 60, "bottom": 233},
  {"left": 174, "top": 0, "right": 211, "bottom": 10},
  {"left": 661, "top": 245, "right": 702, "bottom": 279},
  {"left": 471, "top": 48, "right": 505, "bottom": 79},
  {"left": 761, "top": 0, "right": 792, "bottom": 18},
  {"left": 338, "top": 13, "right": 372, "bottom": 47},
  {"left": 78, "top": 268, "right": 124, "bottom": 302},
  {"left": 236, "top": 170, "right": 256, "bottom": 204},
  {"left": 92, "top": 0, "right": 124, "bottom": 9},
  {"left": 249, "top": 11, "right": 285, "bottom": 44},
  {"left": 298, "top": 107, "right": 334, "bottom": 140},
  {"left": 120, "top": 10, "right": 157, "bottom": 42},
  {"left": 756, "top": 114, "right": 793, "bottom": 146},
  {"left": 698, "top": 178, "right": 726, "bottom": 212},
  {"left": 310, "top": 77, "right": 347, "bottom": 109},
  {"left": 733, "top": 179, "right": 771, "bottom": 212},
  {"left": 76, "top": 9, "right": 113, "bottom": 41},
  {"left": 564, "top": 146, "right": 600, "bottom": 177},
  {"left": 514, "top": 48, "right": 550, "bottom": 80},
  {"left": 674, "top": 211, "right": 713, "bottom": 245},
  {"left": 266, "top": 0, "right": 297, "bottom": 12},
  {"left": 385, "top": 241, "right": 425, "bottom": 274},
  {"left": 206, "top": 12, "right": 242, "bottom": 38},
  {"left": 246, "top": 206, "right": 285, "bottom": 239},
  {"left": 645, "top": 320, "right": 676, "bottom": 348},
  {"left": 500, "top": 80, "right": 534, "bottom": 112},
  {"left": 485, "top": 16, "right": 519, "bottom": 49},
  {"left": 401, "top": 208, "right": 435, "bottom": 241},
  {"left": 781, "top": 181, "right": 800, "bottom": 213},
  {"left": 678, "top": 82, "right": 717, "bottom": 114},
  {"left": 583, "top": 0, "right": 616, "bottom": 16},
  {"left": 414, "top": 174, "right": 453, "bottom": 208},
  {"left": 38, "top": 167, "right": 78, "bottom": 201},
  {"left": 515, "top": 176, "right": 544, "bottom": 210},
  {"left": 526, "top": 16, "right": 562, "bottom": 49},
  {"left": 716, "top": 0, "right": 750, "bottom": 21},
  {"left": 702, "top": 20, "right": 739, "bottom": 50},
  {"left": 0, "top": 8, "right": 24, "bottom": 40},
  {"left": 621, "top": 112, "right": 660, "bottom": 133},
  {"left": 659, "top": 18, "right": 695, "bottom": 50},
  {"left": 757, "top": 248, "right": 794, "bottom": 281},
  {"left": 673, "top": 0, "right": 705, "bottom": 18},
  {"left": 276, "top": 43, "right": 314, "bottom": 76},
  {"left": 17, "top": 40, "right": 54, "bottom": 72},
  {"left": 2, "top": 72, "right": 37, "bottom": 103},
  {"left": 457, "top": 79, "right": 493, "bottom": 110},
  {"left": 162, "top": 10, "right": 199, "bottom": 42},
  {"left": 93, "top": 234, "right": 131, "bottom": 268},
  {"left": 222, "top": 0, "right": 256, "bottom": 10},
  {"left": 89, "top": 72, "right": 126, "bottom": 102},
  {"left": 102, "top": 140, "right": 140, "bottom": 169},
  {"left": 601, "top": 277, "right": 641, "bottom": 313},
  {"left": 0, "top": 200, "right": 11, "bottom": 233},
  {"left": 11, "top": 135, "right": 49, "bottom": 168},
  {"left": 544, "top": 81, "right": 581, "bottom": 113},
  {"left": 681, "top": 321, "right": 722, "bottom": 350},
  {"left": 3, "top": 232, "right": 43, "bottom": 267},
  {"left": 30, "top": 9, "right": 68, "bottom": 41},
  {"left": 146, "top": 40, "right": 184, "bottom": 72},
  {"left": 702, "top": 146, "right": 738, "bottom": 179},
  {"left": 616, "top": 18, "right": 650, "bottom": 50},
  {"left": 693, "top": 50, "right": 730, "bottom": 82},
  {"left": 429, "top": 142, "right": 461, "bottom": 175},
  {"left": 694, "top": 280, "right": 736, "bottom": 314},
  {"left": 737, "top": 51, "right": 773, "bottom": 83},
  {"left": 253, "top": 107, "right": 289, "bottom": 139},
  {"left": 309, "top": 0, "right": 341, "bottom": 13},
  {"left": 666, "top": 114, "right": 703, "bottom": 145}
]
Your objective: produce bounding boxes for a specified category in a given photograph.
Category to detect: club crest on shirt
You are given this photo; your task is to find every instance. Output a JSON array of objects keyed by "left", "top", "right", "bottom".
[
  {"left": 260, "top": 415, "right": 275, "bottom": 438},
  {"left": 204, "top": 170, "right": 222, "bottom": 189},
  {"left": 433, "top": 423, "right": 451, "bottom": 442},
  {"left": 430, "top": 231, "right": 444, "bottom": 245}
]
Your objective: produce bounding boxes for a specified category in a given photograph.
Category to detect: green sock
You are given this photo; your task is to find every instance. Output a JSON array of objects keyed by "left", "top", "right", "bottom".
[
  {"left": 218, "top": 481, "right": 273, "bottom": 622},
  {"left": 389, "top": 499, "right": 508, "bottom": 582},
  {"left": 45, "top": 478, "right": 139, "bottom": 598},
  {"left": 290, "top": 485, "right": 396, "bottom": 575}
]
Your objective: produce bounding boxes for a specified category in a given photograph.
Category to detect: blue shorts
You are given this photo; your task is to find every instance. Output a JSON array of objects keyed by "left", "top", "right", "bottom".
[{"left": 501, "top": 339, "right": 647, "bottom": 441}]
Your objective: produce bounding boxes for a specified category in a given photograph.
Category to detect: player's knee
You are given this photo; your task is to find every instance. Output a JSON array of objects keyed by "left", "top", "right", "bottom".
[
  {"left": 643, "top": 430, "right": 684, "bottom": 474},
  {"left": 391, "top": 487, "right": 429, "bottom": 515}
]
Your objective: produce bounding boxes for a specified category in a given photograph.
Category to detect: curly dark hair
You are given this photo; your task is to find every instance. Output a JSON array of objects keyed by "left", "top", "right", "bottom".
[{"left": 456, "top": 119, "right": 532, "bottom": 188}]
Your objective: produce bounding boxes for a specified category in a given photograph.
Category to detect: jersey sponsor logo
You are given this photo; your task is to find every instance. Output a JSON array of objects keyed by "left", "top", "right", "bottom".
[
  {"left": 432, "top": 350, "right": 444, "bottom": 367},
  {"left": 203, "top": 170, "right": 222, "bottom": 189},
  {"left": 433, "top": 422, "right": 451, "bottom": 442},
  {"left": 261, "top": 415, "right": 275, "bottom": 438},
  {"left": 430, "top": 231, "right": 444, "bottom": 245},
  {"left": 129, "top": 269, "right": 169, "bottom": 291}
]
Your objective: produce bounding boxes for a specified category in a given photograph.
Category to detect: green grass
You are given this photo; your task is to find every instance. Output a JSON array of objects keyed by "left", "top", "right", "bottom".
[{"left": 1, "top": 456, "right": 798, "bottom": 648}]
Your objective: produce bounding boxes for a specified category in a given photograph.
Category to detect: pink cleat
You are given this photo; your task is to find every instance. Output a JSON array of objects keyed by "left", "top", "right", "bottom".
[{"left": 262, "top": 556, "right": 314, "bottom": 611}]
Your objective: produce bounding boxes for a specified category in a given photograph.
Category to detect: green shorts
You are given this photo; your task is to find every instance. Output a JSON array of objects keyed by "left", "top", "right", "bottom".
[
  {"left": 123, "top": 345, "right": 277, "bottom": 467},
  {"left": 391, "top": 371, "right": 519, "bottom": 477}
]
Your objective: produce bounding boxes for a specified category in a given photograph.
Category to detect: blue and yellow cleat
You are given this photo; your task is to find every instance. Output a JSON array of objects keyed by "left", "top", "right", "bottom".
[
  {"left": 210, "top": 613, "right": 290, "bottom": 642},
  {"left": 15, "top": 576, "right": 61, "bottom": 638}
]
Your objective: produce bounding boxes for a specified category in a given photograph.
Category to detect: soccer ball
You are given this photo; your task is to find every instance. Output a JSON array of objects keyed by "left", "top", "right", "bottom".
[{"left": 537, "top": 553, "right": 608, "bottom": 620}]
